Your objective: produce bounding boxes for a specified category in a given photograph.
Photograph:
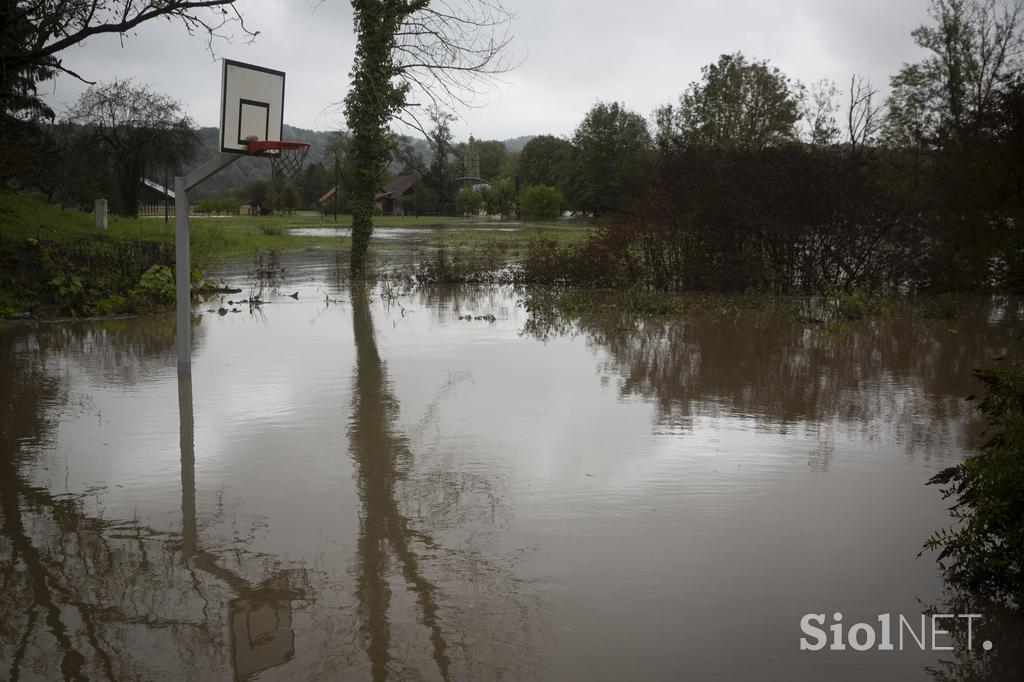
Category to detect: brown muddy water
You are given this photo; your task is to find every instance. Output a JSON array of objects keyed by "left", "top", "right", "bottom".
[{"left": 2, "top": 252, "right": 1022, "bottom": 681}]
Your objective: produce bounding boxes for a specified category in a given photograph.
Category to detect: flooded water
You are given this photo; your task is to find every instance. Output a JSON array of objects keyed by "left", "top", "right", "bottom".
[
  {"left": 288, "top": 225, "right": 520, "bottom": 239},
  {"left": 2, "top": 253, "right": 1022, "bottom": 680}
]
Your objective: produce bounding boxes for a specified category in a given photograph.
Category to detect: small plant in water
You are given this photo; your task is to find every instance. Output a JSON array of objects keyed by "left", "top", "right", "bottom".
[{"left": 248, "top": 249, "right": 285, "bottom": 301}]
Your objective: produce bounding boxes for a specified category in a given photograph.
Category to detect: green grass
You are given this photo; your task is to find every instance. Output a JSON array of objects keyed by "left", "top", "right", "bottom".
[
  {"left": 0, "top": 190, "right": 344, "bottom": 255},
  {"left": 1, "top": 189, "right": 591, "bottom": 260}
]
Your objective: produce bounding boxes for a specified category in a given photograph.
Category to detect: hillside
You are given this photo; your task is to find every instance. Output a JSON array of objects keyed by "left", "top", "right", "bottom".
[{"left": 190, "top": 127, "right": 534, "bottom": 198}]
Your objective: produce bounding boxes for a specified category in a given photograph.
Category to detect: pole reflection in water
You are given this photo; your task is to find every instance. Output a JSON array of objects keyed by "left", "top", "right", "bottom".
[
  {"left": 177, "top": 372, "right": 304, "bottom": 681},
  {"left": 348, "top": 284, "right": 451, "bottom": 681}
]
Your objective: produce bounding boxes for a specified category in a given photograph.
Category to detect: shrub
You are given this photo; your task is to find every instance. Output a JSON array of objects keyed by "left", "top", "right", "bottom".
[
  {"left": 407, "top": 244, "right": 506, "bottom": 284},
  {"left": 924, "top": 367, "right": 1024, "bottom": 607},
  {"left": 196, "top": 198, "right": 240, "bottom": 215},
  {"left": 455, "top": 187, "right": 484, "bottom": 216},
  {"left": 190, "top": 222, "right": 229, "bottom": 272},
  {"left": 519, "top": 185, "right": 564, "bottom": 220},
  {"left": 484, "top": 178, "right": 516, "bottom": 217},
  {"left": 133, "top": 264, "right": 176, "bottom": 303}
]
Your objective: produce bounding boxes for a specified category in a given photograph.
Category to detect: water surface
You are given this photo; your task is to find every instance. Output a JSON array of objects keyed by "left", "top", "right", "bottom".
[{"left": 2, "top": 258, "right": 1021, "bottom": 680}]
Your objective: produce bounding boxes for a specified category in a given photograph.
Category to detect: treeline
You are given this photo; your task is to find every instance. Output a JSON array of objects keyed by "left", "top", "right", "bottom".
[{"left": 522, "top": 0, "right": 1024, "bottom": 294}]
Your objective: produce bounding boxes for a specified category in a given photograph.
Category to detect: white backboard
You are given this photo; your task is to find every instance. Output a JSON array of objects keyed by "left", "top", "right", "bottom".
[{"left": 220, "top": 59, "right": 285, "bottom": 154}]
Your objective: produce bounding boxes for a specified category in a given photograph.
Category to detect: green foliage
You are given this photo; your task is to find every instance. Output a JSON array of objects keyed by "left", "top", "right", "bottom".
[
  {"left": 886, "top": 0, "right": 1022, "bottom": 146},
  {"left": 64, "top": 79, "right": 199, "bottom": 217},
  {"left": 484, "top": 178, "right": 517, "bottom": 217},
  {"left": 454, "top": 137, "right": 508, "bottom": 180},
  {"left": 48, "top": 273, "right": 84, "bottom": 301},
  {"left": 455, "top": 187, "right": 484, "bottom": 216},
  {"left": 828, "top": 286, "right": 872, "bottom": 320},
  {"left": 88, "top": 293, "right": 128, "bottom": 316},
  {"left": 132, "top": 264, "right": 176, "bottom": 303},
  {"left": 280, "top": 183, "right": 302, "bottom": 214},
  {"left": 657, "top": 52, "right": 801, "bottom": 150},
  {"left": 344, "top": 2, "right": 412, "bottom": 276},
  {"left": 925, "top": 366, "right": 1024, "bottom": 607},
  {"left": 518, "top": 135, "right": 573, "bottom": 191},
  {"left": 424, "top": 108, "right": 458, "bottom": 214},
  {"left": 196, "top": 198, "right": 240, "bottom": 215},
  {"left": 406, "top": 244, "right": 506, "bottom": 284},
  {"left": 519, "top": 185, "right": 563, "bottom": 220},
  {"left": 568, "top": 101, "right": 651, "bottom": 216},
  {"left": 189, "top": 222, "right": 229, "bottom": 273}
]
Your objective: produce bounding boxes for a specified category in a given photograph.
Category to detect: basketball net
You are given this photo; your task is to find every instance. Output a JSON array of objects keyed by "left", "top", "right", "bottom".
[{"left": 246, "top": 139, "right": 311, "bottom": 184}]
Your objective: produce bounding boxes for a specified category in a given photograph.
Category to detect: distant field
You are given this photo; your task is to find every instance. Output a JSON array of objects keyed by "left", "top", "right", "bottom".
[{"left": 1, "top": 190, "right": 592, "bottom": 260}]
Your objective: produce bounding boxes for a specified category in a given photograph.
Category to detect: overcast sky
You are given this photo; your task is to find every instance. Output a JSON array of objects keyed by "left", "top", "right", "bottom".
[{"left": 40, "top": 0, "right": 931, "bottom": 142}]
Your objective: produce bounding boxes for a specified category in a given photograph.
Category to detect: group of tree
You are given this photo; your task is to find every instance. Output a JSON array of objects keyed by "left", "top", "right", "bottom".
[
  {"left": 1, "top": 0, "right": 254, "bottom": 209},
  {"left": 521, "top": 0, "right": 1024, "bottom": 296}
]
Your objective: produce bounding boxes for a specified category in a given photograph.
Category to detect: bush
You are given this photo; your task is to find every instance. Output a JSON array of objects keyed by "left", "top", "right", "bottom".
[
  {"left": 484, "top": 178, "right": 516, "bottom": 217},
  {"left": 407, "top": 244, "right": 506, "bottom": 284},
  {"left": 924, "top": 367, "right": 1024, "bottom": 607},
  {"left": 133, "top": 264, "right": 176, "bottom": 303},
  {"left": 517, "top": 230, "right": 640, "bottom": 288},
  {"left": 455, "top": 187, "right": 484, "bottom": 216},
  {"left": 196, "top": 198, "right": 240, "bottom": 215},
  {"left": 190, "top": 222, "right": 229, "bottom": 272},
  {"left": 519, "top": 185, "right": 564, "bottom": 220}
]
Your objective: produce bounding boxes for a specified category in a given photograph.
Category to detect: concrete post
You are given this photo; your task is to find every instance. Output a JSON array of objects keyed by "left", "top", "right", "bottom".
[
  {"left": 95, "top": 198, "right": 108, "bottom": 229},
  {"left": 175, "top": 177, "right": 190, "bottom": 374}
]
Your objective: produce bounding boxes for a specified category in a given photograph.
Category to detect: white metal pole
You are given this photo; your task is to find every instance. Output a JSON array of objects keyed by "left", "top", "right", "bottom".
[{"left": 175, "top": 176, "right": 191, "bottom": 374}]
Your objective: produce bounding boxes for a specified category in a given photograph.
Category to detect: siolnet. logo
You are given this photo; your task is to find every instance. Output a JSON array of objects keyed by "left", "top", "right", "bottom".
[{"left": 799, "top": 612, "right": 994, "bottom": 652}]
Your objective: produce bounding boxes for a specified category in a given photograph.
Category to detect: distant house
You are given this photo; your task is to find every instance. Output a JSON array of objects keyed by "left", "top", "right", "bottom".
[
  {"left": 245, "top": 195, "right": 270, "bottom": 216},
  {"left": 138, "top": 179, "right": 174, "bottom": 216},
  {"left": 375, "top": 174, "right": 420, "bottom": 216}
]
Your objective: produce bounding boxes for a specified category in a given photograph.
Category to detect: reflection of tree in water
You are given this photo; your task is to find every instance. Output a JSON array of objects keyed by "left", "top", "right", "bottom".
[
  {"left": 347, "top": 285, "right": 539, "bottom": 681},
  {"left": 924, "top": 593, "right": 1024, "bottom": 682},
  {"left": 408, "top": 284, "right": 518, "bottom": 322},
  {"left": 525, "top": 302, "right": 1021, "bottom": 460},
  {"left": 0, "top": 332, "right": 308, "bottom": 680}
]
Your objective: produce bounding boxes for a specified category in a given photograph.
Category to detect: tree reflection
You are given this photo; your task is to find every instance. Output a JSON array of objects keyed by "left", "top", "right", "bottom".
[
  {"left": 523, "top": 300, "right": 1021, "bottom": 460},
  {"left": 349, "top": 283, "right": 453, "bottom": 680},
  {"left": 924, "top": 593, "right": 1024, "bottom": 682},
  {"left": 347, "top": 284, "right": 540, "bottom": 680}
]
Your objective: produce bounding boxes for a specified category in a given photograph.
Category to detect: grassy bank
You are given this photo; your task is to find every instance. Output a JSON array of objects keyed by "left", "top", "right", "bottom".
[
  {"left": 1, "top": 189, "right": 590, "bottom": 258},
  {"left": 0, "top": 189, "right": 594, "bottom": 318}
]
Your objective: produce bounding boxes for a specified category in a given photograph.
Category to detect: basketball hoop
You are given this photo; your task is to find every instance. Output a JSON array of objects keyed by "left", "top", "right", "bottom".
[{"left": 247, "top": 139, "right": 311, "bottom": 184}]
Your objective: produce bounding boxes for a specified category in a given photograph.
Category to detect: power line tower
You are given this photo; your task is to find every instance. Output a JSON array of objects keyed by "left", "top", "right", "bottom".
[{"left": 463, "top": 134, "right": 481, "bottom": 186}]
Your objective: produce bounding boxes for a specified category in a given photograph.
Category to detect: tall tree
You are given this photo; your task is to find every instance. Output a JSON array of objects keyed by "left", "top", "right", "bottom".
[
  {"left": 343, "top": 0, "right": 514, "bottom": 277},
  {"left": 424, "top": 107, "right": 456, "bottom": 214},
  {"left": 66, "top": 80, "right": 199, "bottom": 217},
  {"left": 885, "top": 0, "right": 1024, "bottom": 145},
  {"left": 1, "top": 1, "right": 253, "bottom": 119},
  {"left": 518, "top": 134, "right": 573, "bottom": 190},
  {"left": 1, "top": 1, "right": 252, "bottom": 182},
  {"left": 657, "top": 52, "right": 801, "bottom": 150},
  {"left": 568, "top": 101, "right": 650, "bottom": 216}
]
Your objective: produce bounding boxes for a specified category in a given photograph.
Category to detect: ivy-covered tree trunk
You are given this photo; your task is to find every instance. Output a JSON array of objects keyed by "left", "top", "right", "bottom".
[{"left": 345, "top": 1, "right": 424, "bottom": 278}]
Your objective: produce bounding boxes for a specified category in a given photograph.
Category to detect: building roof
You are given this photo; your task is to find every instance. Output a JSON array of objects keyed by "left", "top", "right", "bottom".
[
  {"left": 375, "top": 174, "right": 419, "bottom": 200},
  {"left": 142, "top": 178, "right": 175, "bottom": 199}
]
